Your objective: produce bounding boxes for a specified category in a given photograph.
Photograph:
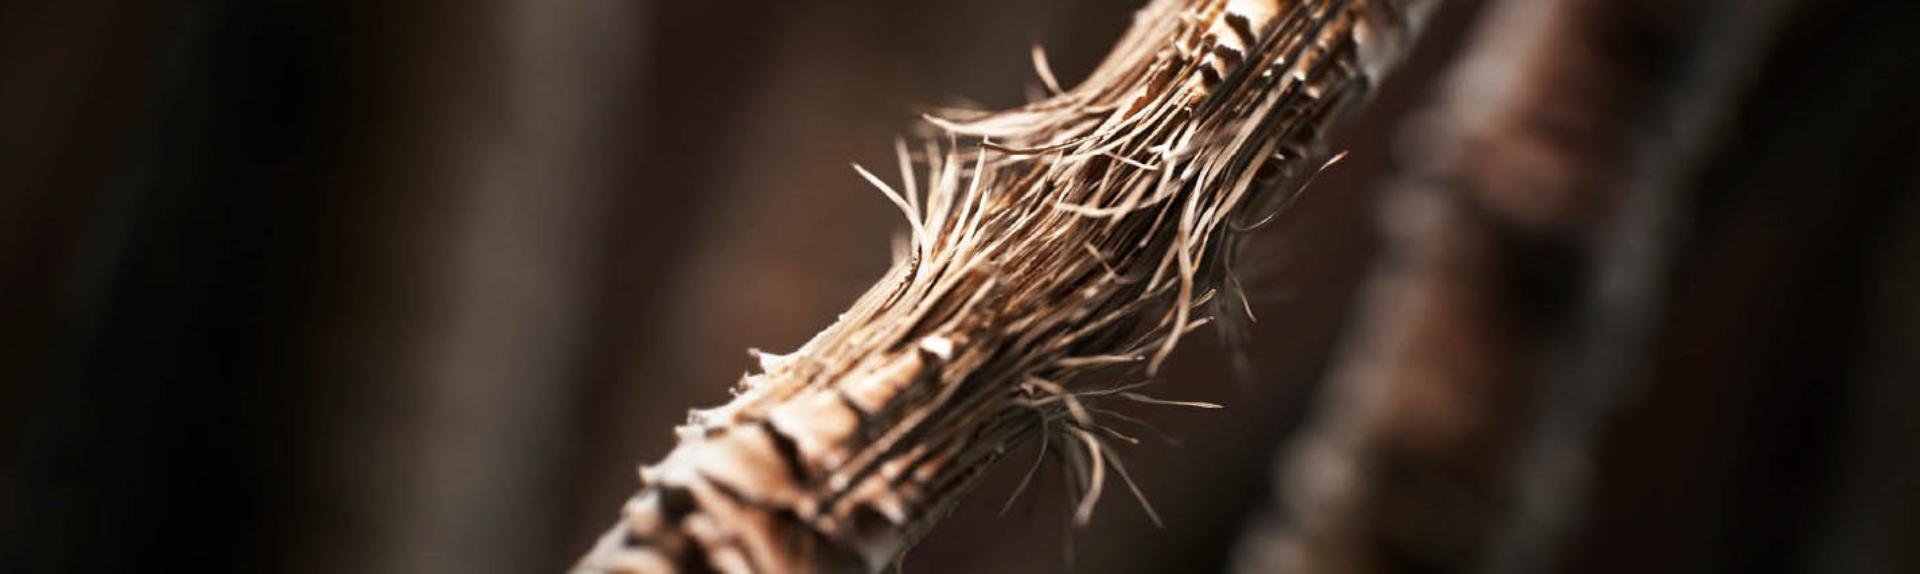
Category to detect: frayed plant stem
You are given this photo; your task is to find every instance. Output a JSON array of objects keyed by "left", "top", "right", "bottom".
[{"left": 575, "top": 1, "right": 1436, "bottom": 572}]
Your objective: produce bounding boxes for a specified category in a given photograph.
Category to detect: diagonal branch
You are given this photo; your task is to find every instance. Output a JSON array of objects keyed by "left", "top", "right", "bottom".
[{"left": 574, "top": 1, "right": 1439, "bottom": 572}]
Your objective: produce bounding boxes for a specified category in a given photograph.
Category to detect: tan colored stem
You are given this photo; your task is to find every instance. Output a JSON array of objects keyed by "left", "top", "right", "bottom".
[{"left": 576, "top": 1, "right": 1435, "bottom": 571}]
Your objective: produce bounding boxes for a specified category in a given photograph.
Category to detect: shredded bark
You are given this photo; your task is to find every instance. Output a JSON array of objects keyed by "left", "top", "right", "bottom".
[{"left": 575, "top": 1, "right": 1436, "bottom": 571}]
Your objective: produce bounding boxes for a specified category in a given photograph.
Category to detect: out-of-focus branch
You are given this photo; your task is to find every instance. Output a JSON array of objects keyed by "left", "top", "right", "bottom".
[{"left": 1231, "top": 0, "right": 1793, "bottom": 572}]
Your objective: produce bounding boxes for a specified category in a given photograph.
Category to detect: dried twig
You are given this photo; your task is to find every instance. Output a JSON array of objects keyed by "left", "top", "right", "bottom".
[{"left": 575, "top": 1, "right": 1436, "bottom": 571}]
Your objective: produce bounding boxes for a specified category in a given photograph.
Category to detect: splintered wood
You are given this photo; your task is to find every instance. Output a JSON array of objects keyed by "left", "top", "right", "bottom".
[{"left": 576, "top": 1, "right": 1434, "bottom": 572}]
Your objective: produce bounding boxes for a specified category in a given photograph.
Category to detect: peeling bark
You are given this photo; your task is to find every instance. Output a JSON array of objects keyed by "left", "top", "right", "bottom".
[{"left": 576, "top": 1, "right": 1438, "bottom": 571}]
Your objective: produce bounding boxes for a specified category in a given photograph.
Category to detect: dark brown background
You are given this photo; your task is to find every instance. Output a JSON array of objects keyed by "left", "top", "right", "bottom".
[{"left": 2, "top": 0, "right": 1914, "bottom": 572}]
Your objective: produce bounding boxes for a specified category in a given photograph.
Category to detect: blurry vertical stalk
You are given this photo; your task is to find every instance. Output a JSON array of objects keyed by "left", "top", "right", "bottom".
[
  {"left": 286, "top": 1, "right": 641, "bottom": 573},
  {"left": 384, "top": 1, "right": 638, "bottom": 573},
  {"left": 577, "top": 0, "right": 1439, "bottom": 571},
  {"left": 0, "top": 0, "right": 640, "bottom": 572},
  {"left": 1231, "top": 0, "right": 1793, "bottom": 572}
]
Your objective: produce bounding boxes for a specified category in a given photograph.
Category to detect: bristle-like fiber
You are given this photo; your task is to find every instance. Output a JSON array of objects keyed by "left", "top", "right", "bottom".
[{"left": 575, "top": 1, "right": 1434, "bottom": 572}]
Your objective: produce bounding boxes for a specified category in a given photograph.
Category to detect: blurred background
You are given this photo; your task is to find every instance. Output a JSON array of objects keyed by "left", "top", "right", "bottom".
[{"left": 1, "top": 0, "right": 1914, "bottom": 572}]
